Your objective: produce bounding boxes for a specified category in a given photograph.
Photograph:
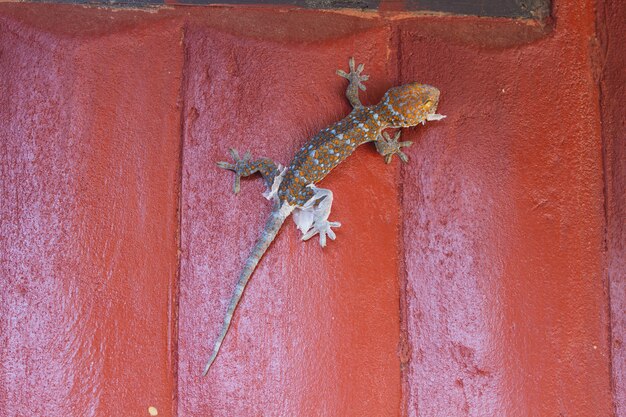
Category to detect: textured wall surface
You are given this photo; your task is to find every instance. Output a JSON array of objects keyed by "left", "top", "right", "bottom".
[
  {"left": 177, "top": 21, "right": 403, "bottom": 416},
  {"left": 598, "top": 0, "right": 626, "bottom": 415},
  {"left": 0, "top": 9, "right": 183, "bottom": 417},
  {"left": 0, "top": 1, "right": 621, "bottom": 417},
  {"left": 398, "top": 2, "right": 615, "bottom": 415}
]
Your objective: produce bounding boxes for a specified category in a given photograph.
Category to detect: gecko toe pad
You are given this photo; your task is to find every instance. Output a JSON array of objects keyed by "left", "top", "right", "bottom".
[
  {"left": 294, "top": 185, "right": 341, "bottom": 247},
  {"left": 302, "top": 219, "right": 341, "bottom": 247}
]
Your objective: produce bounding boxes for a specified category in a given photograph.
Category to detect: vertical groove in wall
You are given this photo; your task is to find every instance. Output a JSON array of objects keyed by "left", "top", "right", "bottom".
[
  {"left": 596, "top": 0, "right": 625, "bottom": 414},
  {"left": 595, "top": 0, "right": 613, "bottom": 412},
  {"left": 172, "top": 21, "right": 191, "bottom": 417},
  {"left": 390, "top": 21, "right": 411, "bottom": 417}
]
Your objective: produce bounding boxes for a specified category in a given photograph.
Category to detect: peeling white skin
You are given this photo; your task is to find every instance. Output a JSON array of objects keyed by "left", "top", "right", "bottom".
[
  {"left": 279, "top": 200, "right": 295, "bottom": 217},
  {"left": 293, "top": 207, "right": 314, "bottom": 234},
  {"left": 262, "top": 165, "right": 286, "bottom": 201},
  {"left": 294, "top": 185, "right": 341, "bottom": 247}
]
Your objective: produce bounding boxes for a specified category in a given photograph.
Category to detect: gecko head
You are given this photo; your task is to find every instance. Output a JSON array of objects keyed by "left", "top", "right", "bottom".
[{"left": 375, "top": 83, "right": 443, "bottom": 128}]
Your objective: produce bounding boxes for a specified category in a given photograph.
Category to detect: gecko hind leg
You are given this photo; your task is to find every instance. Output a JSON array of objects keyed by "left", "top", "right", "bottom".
[
  {"left": 336, "top": 57, "right": 369, "bottom": 109},
  {"left": 293, "top": 185, "right": 341, "bottom": 247},
  {"left": 217, "top": 148, "right": 284, "bottom": 198},
  {"left": 375, "top": 131, "right": 413, "bottom": 164}
]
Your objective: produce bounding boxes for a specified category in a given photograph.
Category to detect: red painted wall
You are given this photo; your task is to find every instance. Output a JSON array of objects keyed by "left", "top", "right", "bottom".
[
  {"left": 0, "top": 9, "right": 183, "bottom": 416},
  {"left": 0, "top": 1, "right": 621, "bottom": 416},
  {"left": 598, "top": 0, "right": 626, "bottom": 415},
  {"left": 177, "top": 23, "right": 403, "bottom": 416},
  {"left": 396, "top": 1, "right": 615, "bottom": 414}
]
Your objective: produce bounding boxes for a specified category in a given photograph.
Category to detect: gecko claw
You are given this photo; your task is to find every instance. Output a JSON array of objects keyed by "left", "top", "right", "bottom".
[
  {"left": 302, "top": 220, "right": 341, "bottom": 247},
  {"left": 337, "top": 57, "right": 368, "bottom": 92},
  {"left": 216, "top": 161, "right": 235, "bottom": 170},
  {"left": 296, "top": 185, "right": 341, "bottom": 247},
  {"left": 376, "top": 131, "right": 413, "bottom": 164},
  {"left": 218, "top": 148, "right": 254, "bottom": 194}
]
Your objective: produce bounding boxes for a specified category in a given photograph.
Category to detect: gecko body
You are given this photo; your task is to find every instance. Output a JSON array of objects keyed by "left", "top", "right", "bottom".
[{"left": 204, "top": 58, "right": 445, "bottom": 375}]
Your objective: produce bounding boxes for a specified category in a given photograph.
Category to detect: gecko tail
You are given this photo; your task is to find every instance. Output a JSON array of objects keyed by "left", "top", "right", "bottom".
[{"left": 203, "top": 202, "right": 294, "bottom": 376}]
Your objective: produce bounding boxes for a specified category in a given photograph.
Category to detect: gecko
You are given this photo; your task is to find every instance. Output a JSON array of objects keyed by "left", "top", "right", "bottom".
[{"left": 203, "top": 58, "right": 445, "bottom": 375}]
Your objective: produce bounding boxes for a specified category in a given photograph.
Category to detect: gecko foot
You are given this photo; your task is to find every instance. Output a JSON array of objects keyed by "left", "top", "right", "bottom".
[
  {"left": 336, "top": 57, "right": 369, "bottom": 92},
  {"left": 375, "top": 131, "right": 413, "bottom": 164},
  {"left": 294, "top": 185, "right": 341, "bottom": 247},
  {"left": 302, "top": 219, "right": 341, "bottom": 248},
  {"left": 216, "top": 148, "right": 252, "bottom": 194}
]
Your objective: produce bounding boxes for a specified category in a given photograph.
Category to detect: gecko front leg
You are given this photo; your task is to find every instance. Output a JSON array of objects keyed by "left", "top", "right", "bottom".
[
  {"left": 293, "top": 185, "right": 341, "bottom": 248},
  {"left": 217, "top": 148, "right": 285, "bottom": 199},
  {"left": 336, "top": 57, "right": 369, "bottom": 109},
  {"left": 375, "top": 131, "right": 414, "bottom": 164}
]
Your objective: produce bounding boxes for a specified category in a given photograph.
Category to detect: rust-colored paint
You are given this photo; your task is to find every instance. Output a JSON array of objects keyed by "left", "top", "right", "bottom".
[
  {"left": 0, "top": 9, "right": 183, "bottom": 417},
  {"left": 398, "top": 1, "right": 614, "bottom": 415},
  {"left": 0, "top": 1, "right": 620, "bottom": 416},
  {"left": 177, "top": 24, "right": 402, "bottom": 415},
  {"left": 598, "top": 0, "right": 626, "bottom": 415}
]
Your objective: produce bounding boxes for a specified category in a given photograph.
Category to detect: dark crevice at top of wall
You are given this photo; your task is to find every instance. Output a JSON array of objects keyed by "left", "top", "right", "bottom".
[
  {"left": 408, "top": 0, "right": 549, "bottom": 18},
  {"left": 26, "top": 0, "right": 550, "bottom": 19}
]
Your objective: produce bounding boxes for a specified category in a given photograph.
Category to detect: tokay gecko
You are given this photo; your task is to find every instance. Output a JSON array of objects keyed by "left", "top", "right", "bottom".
[{"left": 204, "top": 58, "right": 445, "bottom": 375}]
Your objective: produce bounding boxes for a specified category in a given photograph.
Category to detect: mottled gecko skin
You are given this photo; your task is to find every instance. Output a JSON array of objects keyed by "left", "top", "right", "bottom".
[
  {"left": 280, "top": 83, "right": 440, "bottom": 205},
  {"left": 204, "top": 58, "right": 445, "bottom": 375}
]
